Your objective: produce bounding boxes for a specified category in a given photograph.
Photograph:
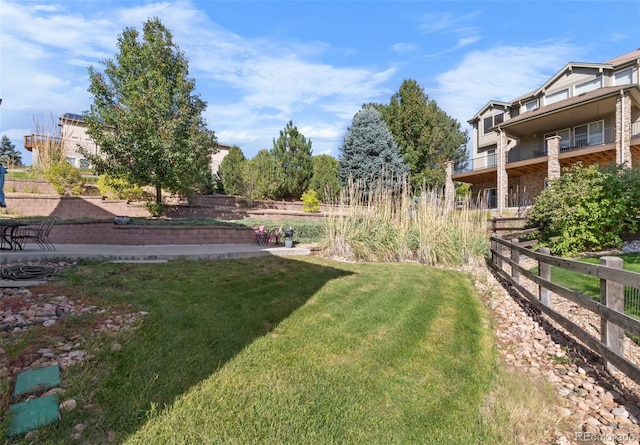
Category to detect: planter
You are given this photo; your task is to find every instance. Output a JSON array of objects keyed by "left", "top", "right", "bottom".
[{"left": 285, "top": 239, "right": 293, "bottom": 248}]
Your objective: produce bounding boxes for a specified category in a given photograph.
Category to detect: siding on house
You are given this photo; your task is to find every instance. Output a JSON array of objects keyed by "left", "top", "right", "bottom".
[{"left": 452, "top": 48, "right": 640, "bottom": 213}]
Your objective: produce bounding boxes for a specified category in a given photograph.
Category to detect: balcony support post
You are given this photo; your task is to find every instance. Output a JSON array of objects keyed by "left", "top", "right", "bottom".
[
  {"left": 496, "top": 129, "right": 508, "bottom": 213},
  {"left": 547, "top": 135, "right": 560, "bottom": 181},
  {"left": 616, "top": 91, "right": 632, "bottom": 168},
  {"left": 444, "top": 161, "right": 455, "bottom": 210}
]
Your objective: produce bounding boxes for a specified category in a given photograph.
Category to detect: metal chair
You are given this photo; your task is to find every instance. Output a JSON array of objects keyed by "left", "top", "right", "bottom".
[{"left": 14, "top": 219, "right": 56, "bottom": 250}]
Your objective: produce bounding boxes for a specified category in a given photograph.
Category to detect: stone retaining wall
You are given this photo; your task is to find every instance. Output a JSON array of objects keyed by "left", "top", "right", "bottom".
[{"left": 48, "top": 221, "right": 255, "bottom": 245}]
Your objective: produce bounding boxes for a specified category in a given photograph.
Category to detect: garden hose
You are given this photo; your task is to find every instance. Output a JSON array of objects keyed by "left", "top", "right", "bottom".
[{"left": 0, "top": 265, "right": 59, "bottom": 281}]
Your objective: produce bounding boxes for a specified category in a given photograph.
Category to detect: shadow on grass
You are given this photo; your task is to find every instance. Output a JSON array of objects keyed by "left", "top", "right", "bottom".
[{"left": 55, "top": 256, "right": 352, "bottom": 441}]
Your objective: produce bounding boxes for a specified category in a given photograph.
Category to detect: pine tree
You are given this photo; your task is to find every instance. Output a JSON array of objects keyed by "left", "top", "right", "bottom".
[
  {"left": 0, "top": 135, "right": 23, "bottom": 167},
  {"left": 373, "top": 79, "right": 468, "bottom": 189},
  {"left": 271, "top": 121, "right": 313, "bottom": 199},
  {"left": 338, "top": 107, "right": 408, "bottom": 187}
]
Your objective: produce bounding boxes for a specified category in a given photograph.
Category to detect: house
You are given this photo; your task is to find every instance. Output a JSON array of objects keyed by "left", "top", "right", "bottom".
[
  {"left": 448, "top": 48, "right": 640, "bottom": 213},
  {"left": 24, "top": 113, "right": 230, "bottom": 173}
]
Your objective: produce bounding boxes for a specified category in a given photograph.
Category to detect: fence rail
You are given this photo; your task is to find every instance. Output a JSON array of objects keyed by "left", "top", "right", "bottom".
[{"left": 490, "top": 235, "right": 640, "bottom": 384}]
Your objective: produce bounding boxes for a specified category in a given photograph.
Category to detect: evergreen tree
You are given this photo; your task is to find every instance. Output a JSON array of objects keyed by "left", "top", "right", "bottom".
[
  {"left": 218, "top": 145, "right": 246, "bottom": 195},
  {"left": 271, "top": 121, "right": 313, "bottom": 199},
  {"left": 242, "top": 149, "right": 284, "bottom": 203},
  {"left": 338, "top": 107, "right": 408, "bottom": 187},
  {"left": 310, "top": 154, "right": 341, "bottom": 202},
  {"left": 373, "top": 79, "right": 468, "bottom": 189},
  {"left": 83, "top": 18, "right": 216, "bottom": 206},
  {"left": 0, "top": 136, "right": 23, "bottom": 167}
]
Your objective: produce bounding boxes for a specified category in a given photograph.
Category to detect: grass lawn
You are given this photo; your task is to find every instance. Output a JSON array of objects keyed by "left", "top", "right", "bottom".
[
  {"left": 539, "top": 252, "right": 640, "bottom": 316},
  {"left": 8, "top": 256, "right": 501, "bottom": 444}
]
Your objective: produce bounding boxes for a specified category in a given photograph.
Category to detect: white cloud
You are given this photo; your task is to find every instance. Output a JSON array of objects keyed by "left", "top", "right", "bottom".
[{"left": 431, "top": 43, "right": 582, "bottom": 128}]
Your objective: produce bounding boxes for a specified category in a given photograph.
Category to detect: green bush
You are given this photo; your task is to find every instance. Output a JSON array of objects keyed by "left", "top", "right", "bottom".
[
  {"left": 97, "top": 174, "right": 144, "bottom": 201},
  {"left": 44, "top": 161, "right": 84, "bottom": 196},
  {"left": 301, "top": 189, "right": 320, "bottom": 213},
  {"left": 527, "top": 163, "right": 628, "bottom": 257},
  {"left": 144, "top": 202, "right": 165, "bottom": 217}
]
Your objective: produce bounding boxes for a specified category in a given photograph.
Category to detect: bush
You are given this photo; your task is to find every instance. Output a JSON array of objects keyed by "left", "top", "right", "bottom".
[
  {"left": 97, "top": 174, "right": 144, "bottom": 201},
  {"left": 44, "top": 161, "right": 84, "bottom": 196},
  {"left": 527, "top": 163, "right": 628, "bottom": 256},
  {"left": 301, "top": 189, "right": 320, "bottom": 213}
]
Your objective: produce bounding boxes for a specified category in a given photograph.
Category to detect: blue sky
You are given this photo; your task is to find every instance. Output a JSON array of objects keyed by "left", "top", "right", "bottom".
[{"left": 1, "top": 0, "right": 639, "bottom": 166}]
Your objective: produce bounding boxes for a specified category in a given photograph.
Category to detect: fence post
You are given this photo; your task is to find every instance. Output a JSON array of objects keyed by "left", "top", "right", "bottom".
[
  {"left": 511, "top": 239, "right": 519, "bottom": 285},
  {"left": 539, "top": 247, "right": 551, "bottom": 308},
  {"left": 600, "top": 256, "right": 625, "bottom": 373},
  {"left": 494, "top": 235, "right": 502, "bottom": 269}
]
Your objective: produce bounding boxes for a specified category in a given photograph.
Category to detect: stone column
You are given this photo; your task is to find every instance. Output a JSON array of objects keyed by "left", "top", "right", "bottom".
[
  {"left": 444, "top": 161, "right": 455, "bottom": 209},
  {"left": 496, "top": 129, "right": 508, "bottom": 212},
  {"left": 547, "top": 135, "right": 560, "bottom": 181},
  {"left": 616, "top": 91, "right": 632, "bottom": 168}
]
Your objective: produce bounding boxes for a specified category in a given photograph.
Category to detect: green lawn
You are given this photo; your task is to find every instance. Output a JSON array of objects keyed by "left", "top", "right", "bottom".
[
  {"left": 9, "top": 256, "right": 500, "bottom": 444},
  {"left": 542, "top": 252, "right": 640, "bottom": 316}
]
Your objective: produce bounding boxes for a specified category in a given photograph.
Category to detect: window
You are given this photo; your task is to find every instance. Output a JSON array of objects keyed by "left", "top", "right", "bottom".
[
  {"left": 573, "top": 120, "right": 604, "bottom": 148},
  {"left": 79, "top": 158, "right": 90, "bottom": 169},
  {"left": 574, "top": 77, "right": 602, "bottom": 95},
  {"left": 614, "top": 67, "right": 633, "bottom": 86},
  {"left": 544, "top": 88, "right": 569, "bottom": 106},
  {"left": 66, "top": 157, "right": 76, "bottom": 166},
  {"left": 523, "top": 99, "right": 539, "bottom": 112},
  {"left": 486, "top": 149, "right": 496, "bottom": 167},
  {"left": 483, "top": 112, "right": 504, "bottom": 134}
]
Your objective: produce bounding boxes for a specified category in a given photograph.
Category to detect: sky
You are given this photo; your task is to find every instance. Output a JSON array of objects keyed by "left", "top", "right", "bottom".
[{"left": 1, "top": 0, "right": 639, "bottom": 166}]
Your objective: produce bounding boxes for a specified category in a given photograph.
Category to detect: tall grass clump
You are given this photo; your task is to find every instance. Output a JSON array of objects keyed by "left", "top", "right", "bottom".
[
  {"left": 324, "top": 176, "right": 488, "bottom": 267},
  {"left": 30, "top": 113, "right": 65, "bottom": 174}
]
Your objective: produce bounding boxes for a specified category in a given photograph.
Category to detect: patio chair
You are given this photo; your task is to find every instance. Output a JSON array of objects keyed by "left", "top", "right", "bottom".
[
  {"left": 14, "top": 219, "right": 56, "bottom": 250},
  {"left": 254, "top": 225, "right": 268, "bottom": 245},
  {"left": 267, "top": 226, "right": 283, "bottom": 245}
]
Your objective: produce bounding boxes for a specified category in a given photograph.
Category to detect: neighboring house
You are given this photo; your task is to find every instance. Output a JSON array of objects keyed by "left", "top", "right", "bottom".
[
  {"left": 24, "top": 113, "right": 230, "bottom": 173},
  {"left": 449, "top": 48, "right": 640, "bottom": 213}
]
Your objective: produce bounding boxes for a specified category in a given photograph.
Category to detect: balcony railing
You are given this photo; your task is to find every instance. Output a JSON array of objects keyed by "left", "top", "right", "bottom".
[
  {"left": 454, "top": 152, "right": 496, "bottom": 173},
  {"left": 508, "top": 126, "right": 616, "bottom": 163},
  {"left": 23, "top": 134, "right": 62, "bottom": 149},
  {"left": 633, "top": 121, "right": 640, "bottom": 140}
]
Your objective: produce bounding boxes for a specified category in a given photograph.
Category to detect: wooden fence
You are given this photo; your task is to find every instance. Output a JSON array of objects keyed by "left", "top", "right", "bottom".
[{"left": 490, "top": 235, "right": 640, "bottom": 384}]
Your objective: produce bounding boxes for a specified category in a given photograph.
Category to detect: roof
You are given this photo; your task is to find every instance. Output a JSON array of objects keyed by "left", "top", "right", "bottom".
[
  {"left": 604, "top": 48, "right": 640, "bottom": 66},
  {"left": 60, "top": 112, "right": 84, "bottom": 122},
  {"left": 499, "top": 85, "right": 639, "bottom": 128},
  {"left": 472, "top": 49, "right": 640, "bottom": 123}
]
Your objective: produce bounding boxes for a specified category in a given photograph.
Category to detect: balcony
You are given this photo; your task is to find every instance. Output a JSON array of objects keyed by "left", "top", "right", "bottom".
[
  {"left": 508, "top": 126, "right": 616, "bottom": 163},
  {"left": 454, "top": 151, "right": 496, "bottom": 174},
  {"left": 23, "top": 134, "right": 62, "bottom": 150}
]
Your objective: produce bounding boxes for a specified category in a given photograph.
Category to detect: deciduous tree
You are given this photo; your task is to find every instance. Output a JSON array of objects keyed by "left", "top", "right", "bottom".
[
  {"left": 310, "top": 154, "right": 341, "bottom": 202},
  {"left": 241, "top": 149, "right": 284, "bottom": 204},
  {"left": 83, "top": 18, "right": 216, "bottom": 206},
  {"left": 218, "top": 145, "right": 246, "bottom": 196}
]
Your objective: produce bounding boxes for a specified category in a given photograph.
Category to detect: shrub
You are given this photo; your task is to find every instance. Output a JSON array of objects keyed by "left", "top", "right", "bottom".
[
  {"left": 301, "top": 189, "right": 320, "bottom": 213},
  {"left": 144, "top": 202, "right": 165, "bottom": 217},
  {"left": 97, "top": 174, "right": 144, "bottom": 201},
  {"left": 527, "top": 163, "right": 627, "bottom": 256},
  {"left": 44, "top": 161, "right": 84, "bottom": 196}
]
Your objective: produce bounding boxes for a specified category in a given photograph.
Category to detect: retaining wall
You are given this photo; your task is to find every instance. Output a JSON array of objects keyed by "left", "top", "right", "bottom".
[{"left": 47, "top": 221, "right": 255, "bottom": 245}]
